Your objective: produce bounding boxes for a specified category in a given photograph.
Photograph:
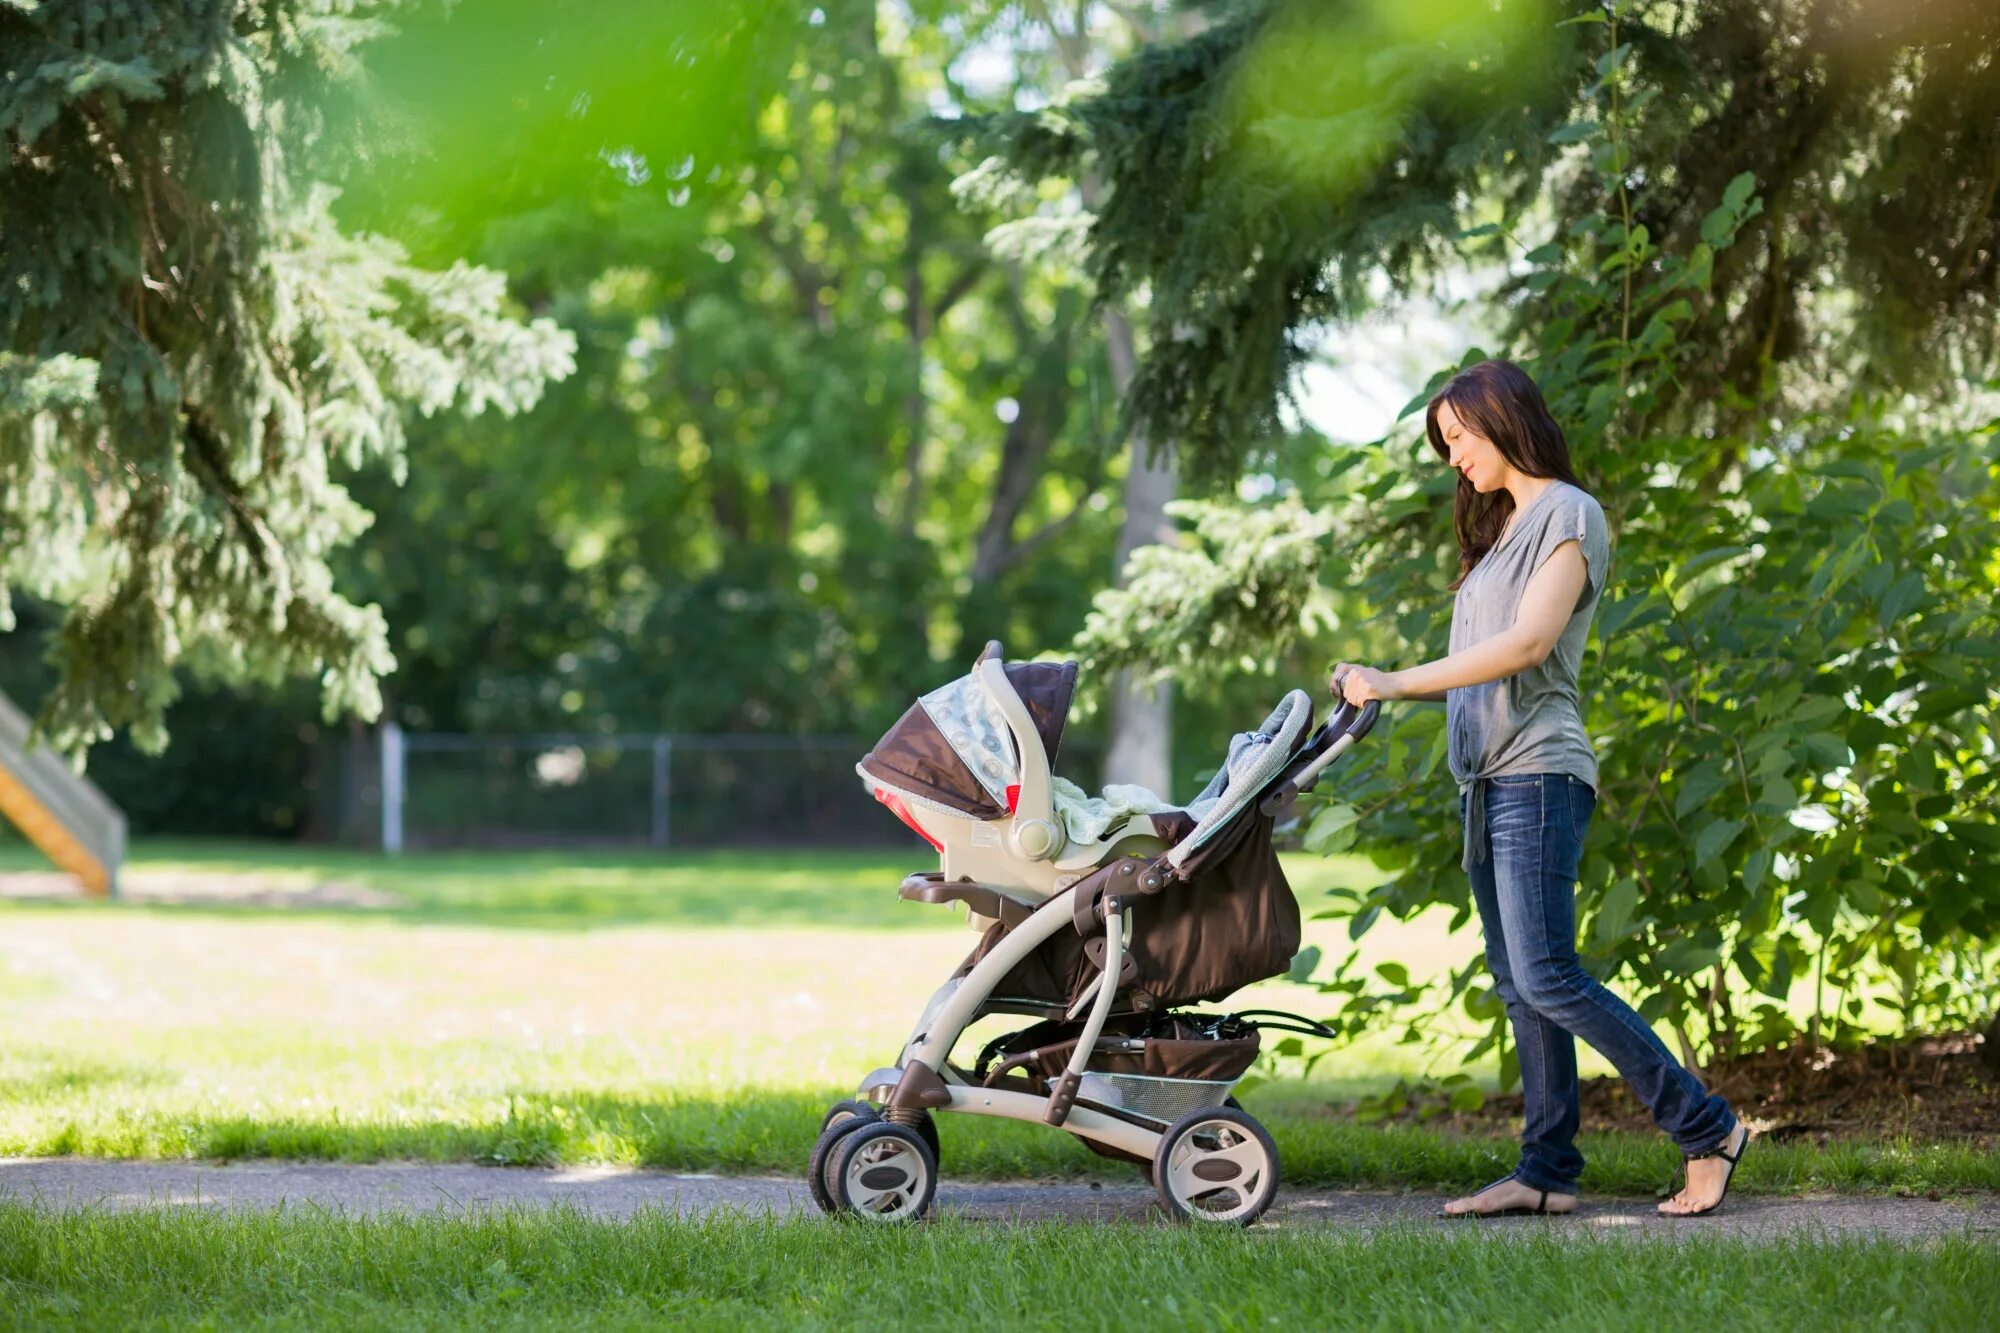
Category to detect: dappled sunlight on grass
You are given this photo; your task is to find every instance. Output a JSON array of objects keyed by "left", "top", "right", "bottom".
[{"left": 0, "top": 842, "right": 1986, "bottom": 1193}]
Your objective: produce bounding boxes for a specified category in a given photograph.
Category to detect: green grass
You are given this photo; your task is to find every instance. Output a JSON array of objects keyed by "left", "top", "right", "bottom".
[
  {"left": 1, "top": 840, "right": 1992, "bottom": 1197},
  {"left": 0, "top": 839, "right": 940, "bottom": 930},
  {"left": 2, "top": 1205, "right": 1996, "bottom": 1331}
]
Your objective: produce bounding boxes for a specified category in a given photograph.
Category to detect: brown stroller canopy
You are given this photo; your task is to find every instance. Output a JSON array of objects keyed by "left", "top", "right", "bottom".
[{"left": 858, "top": 654, "right": 1078, "bottom": 819}]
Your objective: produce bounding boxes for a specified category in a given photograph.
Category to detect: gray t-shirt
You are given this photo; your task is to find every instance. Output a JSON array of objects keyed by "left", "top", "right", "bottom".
[{"left": 1446, "top": 480, "right": 1611, "bottom": 870}]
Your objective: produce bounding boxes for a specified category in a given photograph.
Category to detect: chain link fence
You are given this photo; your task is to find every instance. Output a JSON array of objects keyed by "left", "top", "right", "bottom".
[
  {"left": 378, "top": 730, "right": 926, "bottom": 850},
  {"left": 312, "top": 726, "right": 1109, "bottom": 852}
]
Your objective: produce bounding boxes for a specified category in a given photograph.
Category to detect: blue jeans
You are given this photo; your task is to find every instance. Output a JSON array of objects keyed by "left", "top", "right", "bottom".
[{"left": 1463, "top": 773, "right": 1736, "bottom": 1193}]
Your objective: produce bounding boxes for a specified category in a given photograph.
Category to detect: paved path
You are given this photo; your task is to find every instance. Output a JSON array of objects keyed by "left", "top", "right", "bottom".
[{"left": 2, "top": 1159, "right": 1994, "bottom": 1241}]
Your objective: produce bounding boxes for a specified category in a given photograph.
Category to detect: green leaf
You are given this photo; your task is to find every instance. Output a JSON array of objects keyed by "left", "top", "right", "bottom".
[
  {"left": 1676, "top": 545, "right": 1748, "bottom": 583},
  {"left": 1548, "top": 121, "right": 1600, "bottom": 145},
  {"left": 1945, "top": 821, "right": 2000, "bottom": 850},
  {"left": 1285, "top": 945, "right": 1322, "bottom": 983},
  {"left": 1375, "top": 961, "right": 1410, "bottom": 987},
  {"left": 1752, "top": 772, "right": 1794, "bottom": 816},
  {"left": 1674, "top": 759, "right": 1730, "bottom": 819},
  {"left": 1743, "top": 846, "right": 1774, "bottom": 895},
  {"left": 1594, "top": 877, "right": 1640, "bottom": 944},
  {"left": 1694, "top": 818, "right": 1745, "bottom": 866},
  {"left": 1349, "top": 904, "right": 1382, "bottom": 941},
  {"left": 1893, "top": 443, "right": 1955, "bottom": 478},
  {"left": 1878, "top": 571, "right": 1926, "bottom": 626},
  {"left": 1657, "top": 938, "right": 1725, "bottom": 976},
  {"left": 1722, "top": 171, "right": 1758, "bottom": 213},
  {"left": 1303, "top": 801, "right": 1361, "bottom": 855}
]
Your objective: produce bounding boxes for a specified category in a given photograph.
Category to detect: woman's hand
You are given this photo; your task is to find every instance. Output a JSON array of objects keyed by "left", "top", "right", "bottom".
[{"left": 1329, "top": 663, "right": 1398, "bottom": 705}]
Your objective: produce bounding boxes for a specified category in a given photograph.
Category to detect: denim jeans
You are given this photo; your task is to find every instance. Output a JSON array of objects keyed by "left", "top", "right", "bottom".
[{"left": 1463, "top": 772, "right": 1736, "bottom": 1193}]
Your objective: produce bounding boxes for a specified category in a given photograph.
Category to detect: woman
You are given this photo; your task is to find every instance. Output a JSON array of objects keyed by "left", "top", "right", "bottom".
[{"left": 1331, "top": 359, "right": 1750, "bottom": 1218}]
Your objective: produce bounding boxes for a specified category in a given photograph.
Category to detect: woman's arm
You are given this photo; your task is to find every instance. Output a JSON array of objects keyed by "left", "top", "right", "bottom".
[{"left": 1335, "top": 542, "right": 1590, "bottom": 704}]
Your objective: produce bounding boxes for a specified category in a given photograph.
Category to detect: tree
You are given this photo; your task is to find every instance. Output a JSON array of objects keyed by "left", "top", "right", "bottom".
[
  {"left": 327, "top": 0, "right": 1131, "bottom": 744},
  {"left": 0, "top": 1, "right": 575, "bottom": 752},
  {"left": 975, "top": 0, "right": 2000, "bottom": 485},
  {"left": 997, "top": 0, "right": 2000, "bottom": 1071}
]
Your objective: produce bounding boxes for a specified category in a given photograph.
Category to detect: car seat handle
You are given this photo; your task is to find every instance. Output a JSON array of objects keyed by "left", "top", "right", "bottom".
[{"left": 975, "top": 648, "right": 1065, "bottom": 862}]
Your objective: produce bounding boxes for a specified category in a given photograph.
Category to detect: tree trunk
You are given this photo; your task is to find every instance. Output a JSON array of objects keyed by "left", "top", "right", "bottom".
[
  {"left": 1023, "top": 0, "right": 1195, "bottom": 797},
  {"left": 1101, "top": 306, "right": 1176, "bottom": 795}
]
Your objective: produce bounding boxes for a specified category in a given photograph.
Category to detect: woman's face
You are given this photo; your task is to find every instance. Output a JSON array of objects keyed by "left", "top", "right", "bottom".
[{"left": 1435, "top": 400, "right": 1507, "bottom": 493}]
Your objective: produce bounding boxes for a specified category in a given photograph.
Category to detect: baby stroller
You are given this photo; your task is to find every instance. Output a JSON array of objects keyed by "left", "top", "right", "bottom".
[{"left": 810, "top": 641, "right": 1378, "bottom": 1225}]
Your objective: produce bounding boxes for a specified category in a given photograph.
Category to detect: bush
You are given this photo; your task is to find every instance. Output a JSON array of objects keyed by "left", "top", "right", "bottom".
[{"left": 1080, "top": 14, "right": 2000, "bottom": 1075}]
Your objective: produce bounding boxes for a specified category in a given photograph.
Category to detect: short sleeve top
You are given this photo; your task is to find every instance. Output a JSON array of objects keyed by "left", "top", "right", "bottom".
[{"left": 1446, "top": 481, "right": 1612, "bottom": 865}]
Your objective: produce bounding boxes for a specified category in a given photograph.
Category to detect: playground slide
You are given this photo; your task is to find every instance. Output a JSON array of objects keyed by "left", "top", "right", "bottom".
[{"left": 0, "top": 689, "right": 126, "bottom": 896}]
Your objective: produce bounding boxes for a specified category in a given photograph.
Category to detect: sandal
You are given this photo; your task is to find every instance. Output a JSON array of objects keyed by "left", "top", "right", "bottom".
[
  {"left": 1660, "top": 1123, "right": 1751, "bottom": 1218},
  {"left": 1439, "top": 1174, "right": 1570, "bottom": 1219}
]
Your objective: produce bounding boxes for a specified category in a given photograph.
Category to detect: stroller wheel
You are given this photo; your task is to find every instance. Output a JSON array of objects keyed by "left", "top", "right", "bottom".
[
  {"left": 807, "top": 1106, "right": 879, "bottom": 1215},
  {"left": 1152, "top": 1105, "right": 1280, "bottom": 1226},
  {"left": 827, "top": 1121, "right": 938, "bottom": 1223},
  {"left": 819, "top": 1100, "right": 880, "bottom": 1134},
  {"left": 821, "top": 1099, "right": 941, "bottom": 1165}
]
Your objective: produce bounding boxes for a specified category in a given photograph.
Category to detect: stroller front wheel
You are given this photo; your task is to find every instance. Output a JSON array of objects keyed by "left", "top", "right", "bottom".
[
  {"left": 819, "top": 1100, "right": 880, "bottom": 1134},
  {"left": 1153, "top": 1105, "right": 1280, "bottom": 1226},
  {"left": 828, "top": 1121, "right": 938, "bottom": 1222}
]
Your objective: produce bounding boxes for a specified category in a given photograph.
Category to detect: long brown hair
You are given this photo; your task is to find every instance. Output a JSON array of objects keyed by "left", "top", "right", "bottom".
[{"left": 1424, "top": 360, "right": 1581, "bottom": 589}]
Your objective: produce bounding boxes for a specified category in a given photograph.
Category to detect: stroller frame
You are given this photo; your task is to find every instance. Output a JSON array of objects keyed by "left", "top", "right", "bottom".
[{"left": 815, "top": 643, "right": 1379, "bottom": 1225}]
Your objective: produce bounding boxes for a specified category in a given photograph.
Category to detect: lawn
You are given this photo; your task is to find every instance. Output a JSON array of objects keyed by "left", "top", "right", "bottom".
[
  {"left": 2, "top": 1205, "right": 1996, "bottom": 1331},
  {"left": 0, "top": 841, "right": 1992, "bottom": 1197}
]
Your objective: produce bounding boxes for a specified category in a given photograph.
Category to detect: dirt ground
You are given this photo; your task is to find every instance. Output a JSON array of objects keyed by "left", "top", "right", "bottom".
[{"left": 1448, "top": 1031, "right": 1998, "bottom": 1145}]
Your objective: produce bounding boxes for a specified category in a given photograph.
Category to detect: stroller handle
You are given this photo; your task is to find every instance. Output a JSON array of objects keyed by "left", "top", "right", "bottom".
[
  {"left": 1324, "top": 696, "right": 1381, "bottom": 742},
  {"left": 1256, "top": 697, "right": 1380, "bottom": 818}
]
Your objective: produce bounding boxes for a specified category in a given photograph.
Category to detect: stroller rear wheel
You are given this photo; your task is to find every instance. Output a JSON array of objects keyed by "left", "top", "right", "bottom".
[
  {"left": 827, "top": 1121, "right": 938, "bottom": 1222},
  {"left": 1152, "top": 1105, "right": 1279, "bottom": 1226},
  {"left": 808, "top": 1104, "right": 880, "bottom": 1215},
  {"left": 1135, "top": 1095, "right": 1243, "bottom": 1184}
]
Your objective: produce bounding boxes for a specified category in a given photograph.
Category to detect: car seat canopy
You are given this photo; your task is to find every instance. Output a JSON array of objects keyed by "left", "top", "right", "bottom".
[{"left": 859, "top": 658, "right": 1077, "bottom": 819}]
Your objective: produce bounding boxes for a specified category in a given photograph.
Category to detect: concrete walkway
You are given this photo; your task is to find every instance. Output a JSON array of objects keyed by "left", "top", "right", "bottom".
[{"left": 2, "top": 1159, "right": 1994, "bottom": 1241}]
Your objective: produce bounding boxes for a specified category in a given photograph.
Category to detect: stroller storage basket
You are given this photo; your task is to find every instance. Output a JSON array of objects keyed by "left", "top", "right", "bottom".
[
  {"left": 975, "top": 1014, "right": 1261, "bottom": 1092},
  {"left": 1075, "top": 1071, "right": 1234, "bottom": 1124}
]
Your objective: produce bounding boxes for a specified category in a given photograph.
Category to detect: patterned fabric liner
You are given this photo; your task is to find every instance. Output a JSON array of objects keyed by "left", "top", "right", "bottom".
[{"left": 917, "top": 672, "right": 1019, "bottom": 808}]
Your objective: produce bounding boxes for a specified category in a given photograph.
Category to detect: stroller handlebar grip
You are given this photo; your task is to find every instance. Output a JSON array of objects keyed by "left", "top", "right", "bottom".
[{"left": 1256, "top": 697, "right": 1385, "bottom": 816}]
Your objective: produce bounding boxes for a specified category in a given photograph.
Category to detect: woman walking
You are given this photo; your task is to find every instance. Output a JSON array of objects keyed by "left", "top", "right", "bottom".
[{"left": 1331, "top": 359, "right": 1749, "bottom": 1217}]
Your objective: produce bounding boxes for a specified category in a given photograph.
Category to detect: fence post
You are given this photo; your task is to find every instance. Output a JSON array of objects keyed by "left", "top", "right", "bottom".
[
  {"left": 381, "top": 720, "right": 405, "bottom": 855},
  {"left": 650, "top": 735, "right": 672, "bottom": 850}
]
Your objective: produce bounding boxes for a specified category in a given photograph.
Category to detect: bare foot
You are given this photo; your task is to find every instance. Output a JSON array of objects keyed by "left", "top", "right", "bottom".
[
  {"left": 1441, "top": 1176, "right": 1576, "bottom": 1217},
  {"left": 1658, "top": 1122, "right": 1750, "bottom": 1216}
]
